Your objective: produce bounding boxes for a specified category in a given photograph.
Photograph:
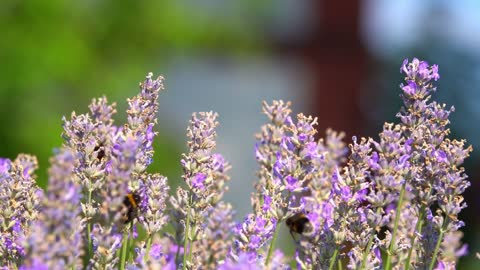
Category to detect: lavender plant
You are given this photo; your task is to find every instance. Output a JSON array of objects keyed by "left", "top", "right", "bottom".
[
  {"left": 169, "top": 111, "right": 232, "bottom": 270},
  {"left": 0, "top": 155, "right": 41, "bottom": 268},
  {"left": 0, "top": 58, "right": 473, "bottom": 270}
]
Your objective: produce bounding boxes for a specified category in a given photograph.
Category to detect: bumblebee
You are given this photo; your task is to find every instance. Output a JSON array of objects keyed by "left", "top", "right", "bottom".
[
  {"left": 93, "top": 143, "right": 106, "bottom": 161},
  {"left": 121, "top": 192, "right": 141, "bottom": 224},
  {"left": 285, "top": 212, "right": 313, "bottom": 240}
]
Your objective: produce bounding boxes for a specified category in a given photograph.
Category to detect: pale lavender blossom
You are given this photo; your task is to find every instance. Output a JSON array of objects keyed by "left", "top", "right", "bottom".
[
  {"left": 289, "top": 58, "right": 471, "bottom": 270},
  {"left": 220, "top": 249, "right": 289, "bottom": 270},
  {"left": 89, "top": 224, "right": 123, "bottom": 269},
  {"left": 235, "top": 100, "right": 321, "bottom": 267},
  {"left": 0, "top": 155, "right": 41, "bottom": 268},
  {"left": 138, "top": 173, "right": 169, "bottom": 236},
  {"left": 127, "top": 236, "right": 178, "bottom": 270},
  {"left": 0, "top": 59, "right": 471, "bottom": 270},
  {"left": 61, "top": 73, "right": 164, "bottom": 229},
  {"left": 22, "top": 149, "right": 84, "bottom": 270},
  {"left": 49, "top": 73, "right": 165, "bottom": 268},
  {"left": 296, "top": 137, "right": 374, "bottom": 269},
  {"left": 219, "top": 252, "right": 261, "bottom": 270},
  {"left": 192, "top": 202, "right": 236, "bottom": 269},
  {"left": 169, "top": 111, "right": 231, "bottom": 269},
  {"left": 388, "top": 58, "right": 472, "bottom": 269}
]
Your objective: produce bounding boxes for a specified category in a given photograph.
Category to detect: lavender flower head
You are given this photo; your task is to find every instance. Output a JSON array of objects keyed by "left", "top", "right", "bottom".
[
  {"left": 22, "top": 149, "right": 84, "bottom": 270},
  {"left": 138, "top": 173, "right": 169, "bottom": 237},
  {"left": 389, "top": 58, "right": 472, "bottom": 269},
  {"left": 234, "top": 100, "right": 321, "bottom": 268},
  {"left": 0, "top": 155, "right": 41, "bottom": 268},
  {"left": 23, "top": 73, "right": 168, "bottom": 269},
  {"left": 169, "top": 111, "right": 231, "bottom": 269},
  {"left": 0, "top": 59, "right": 472, "bottom": 270},
  {"left": 297, "top": 58, "right": 471, "bottom": 269}
]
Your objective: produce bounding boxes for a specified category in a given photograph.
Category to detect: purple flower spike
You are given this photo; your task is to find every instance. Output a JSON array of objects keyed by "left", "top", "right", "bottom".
[
  {"left": 0, "top": 155, "right": 41, "bottom": 267},
  {"left": 24, "top": 149, "right": 84, "bottom": 269},
  {"left": 0, "top": 61, "right": 468, "bottom": 269},
  {"left": 169, "top": 110, "right": 232, "bottom": 268}
]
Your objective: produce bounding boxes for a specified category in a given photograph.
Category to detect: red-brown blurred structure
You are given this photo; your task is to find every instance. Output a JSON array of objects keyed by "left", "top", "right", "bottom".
[{"left": 274, "top": 0, "right": 370, "bottom": 138}]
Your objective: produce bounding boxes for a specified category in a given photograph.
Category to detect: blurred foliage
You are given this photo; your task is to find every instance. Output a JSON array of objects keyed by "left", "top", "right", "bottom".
[{"left": 0, "top": 0, "right": 267, "bottom": 187}]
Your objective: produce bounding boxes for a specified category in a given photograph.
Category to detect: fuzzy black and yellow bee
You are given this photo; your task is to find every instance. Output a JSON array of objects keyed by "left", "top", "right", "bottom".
[
  {"left": 121, "top": 192, "right": 141, "bottom": 224},
  {"left": 285, "top": 212, "right": 313, "bottom": 240}
]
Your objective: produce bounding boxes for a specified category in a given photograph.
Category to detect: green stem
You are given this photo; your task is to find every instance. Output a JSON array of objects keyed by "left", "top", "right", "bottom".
[
  {"left": 360, "top": 232, "right": 375, "bottom": 270},
  {"left": 405, "top": 201, "right": 429, "bottom": 270},
  {"left": 86, "top": 189, "right": 93, "bottom": 259},
  {"left": 119, "top": 230, "right": 129, "bottom": 270},
  {"left": 328, "top": 247, "right": 339, "bottom": 270},
  {"left": 266, "top": 223, "right": 280, "bottom": 265},
  {"left": 360, "top": 208, "right": 383, "bottom": 270},
  {"left": 337, "top": 258, "right": 343, "bottom": 270},
  {"left": 385, "top": 182, "right": 406, "bottom": 270},
  {"left": 182, "top": 198, "right": 192, "bottom": 270},
  {"left": 127, "top": 223, "right": 134, "bottom": 262},
  {"left": 428, "top": 218, "right": 448, "bottom": 270},
  {"left": 188, "top": 224, "right": 196, "bottom": 265},
  {"left": 144, "top": 235, "right": 153, "bottom": 263}
]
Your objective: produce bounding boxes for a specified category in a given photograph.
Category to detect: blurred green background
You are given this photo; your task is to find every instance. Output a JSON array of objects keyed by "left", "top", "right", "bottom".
[
  {"left": 1, "top": 0, "right": 480, "bottom": 268},
  {"left": 0, "top": 0, "right": 262, "bottom": 185}
]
